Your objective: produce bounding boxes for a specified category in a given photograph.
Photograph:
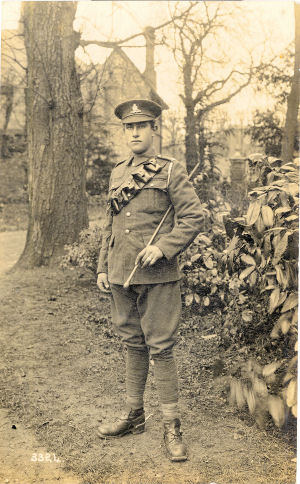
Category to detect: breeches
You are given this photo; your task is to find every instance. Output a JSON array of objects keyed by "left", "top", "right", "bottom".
[{"left": 110, "top": 281, "right": 182, "bottom": 355}]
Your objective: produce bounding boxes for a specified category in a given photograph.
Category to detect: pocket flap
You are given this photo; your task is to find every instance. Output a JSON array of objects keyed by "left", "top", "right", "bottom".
[{"left": 144, "top": 176, "right": 167, "bottom": 191}]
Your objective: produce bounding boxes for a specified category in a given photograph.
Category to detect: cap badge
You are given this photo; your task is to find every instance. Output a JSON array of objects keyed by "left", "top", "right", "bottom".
[{"left": 130, "top": 103, "right": 142, "bottom": 114}]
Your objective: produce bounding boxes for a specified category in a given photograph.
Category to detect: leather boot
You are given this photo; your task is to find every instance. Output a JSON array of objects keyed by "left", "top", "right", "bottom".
[
  {"left": 163, "top": 418, "right": 188, "bottom": 462},
  {"left": 97, "top": 408, "right": 145, "bottom": 439}
]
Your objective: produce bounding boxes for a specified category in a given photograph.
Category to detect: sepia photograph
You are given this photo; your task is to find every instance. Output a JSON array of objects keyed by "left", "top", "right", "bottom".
[{"left": 0, "top": 1, "right": 298, "bottom": 483}]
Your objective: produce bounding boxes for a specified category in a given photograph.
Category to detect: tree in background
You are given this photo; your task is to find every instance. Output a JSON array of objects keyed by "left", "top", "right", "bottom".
[
  {"left": 162, "top": 109, "right": 185, "bottom": 160},
  {"left": 246, "top": 46, "right": 297, "bottom": 158},
  {"left": 0, "top": 30, "right": 27, "bottom": 157},
  {"left": 163, "top": 1, "right": 259, "bottom": 172},
  {"left": 18, "top": 1, "right": 88, "bottom": 268},
  {"left": 281, "top": 2, "right": 300, "bottom": 163},
  {"left": 246, "top": 110, "right": 286, "bottom": 158}
]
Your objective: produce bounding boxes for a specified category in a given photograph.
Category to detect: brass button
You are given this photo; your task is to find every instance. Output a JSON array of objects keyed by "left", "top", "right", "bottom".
[
  {"left": 125, "top": 229, "right": 130, "bottom": 234},
  {"left": 126, "top": 212, "right": 131, "bottom": 217}
]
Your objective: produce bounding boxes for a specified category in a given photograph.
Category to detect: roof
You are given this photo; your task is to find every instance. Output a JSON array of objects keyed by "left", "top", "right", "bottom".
[{"left": 103, "top": 47, "right": 168, "bottom": 111}]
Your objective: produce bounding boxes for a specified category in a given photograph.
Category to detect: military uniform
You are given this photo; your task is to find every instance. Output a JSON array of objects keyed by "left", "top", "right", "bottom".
[
  {"left": 97, "top": 99, "right": 204, "bottom": 461},
  {"left": 97, "top": 147, "right": 203, "bottom": 353}
]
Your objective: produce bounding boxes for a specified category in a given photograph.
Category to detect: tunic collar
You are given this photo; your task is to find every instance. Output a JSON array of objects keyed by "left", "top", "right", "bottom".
[{"left": 130, "top": 147, "right": 157, "bottom": 167}]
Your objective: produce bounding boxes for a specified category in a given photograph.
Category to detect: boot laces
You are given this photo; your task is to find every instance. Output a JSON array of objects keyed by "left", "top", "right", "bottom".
[{"left": 166, "top": 429, "right": 183, "bottom": 444}]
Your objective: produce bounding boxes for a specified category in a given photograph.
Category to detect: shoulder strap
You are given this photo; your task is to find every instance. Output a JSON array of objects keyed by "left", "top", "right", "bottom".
[
  {"left": 156, "top": 154, "right": 176, "bottom": 163},
  {"left": 114, "top": 156, "right": 132, "bottom": 168}
]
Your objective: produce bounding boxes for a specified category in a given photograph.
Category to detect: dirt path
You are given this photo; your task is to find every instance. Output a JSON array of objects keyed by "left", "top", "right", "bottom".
[
  {"left": 0, "top": 254, "right": 296, "bottom": 484},
  {"left": 0, "top": 230, "right": 26, "bottom": 274}
]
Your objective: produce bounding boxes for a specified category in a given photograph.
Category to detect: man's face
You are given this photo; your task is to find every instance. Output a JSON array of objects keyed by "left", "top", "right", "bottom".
[{"left": 123, "top": 121, "right": 154, "bottom": 154}]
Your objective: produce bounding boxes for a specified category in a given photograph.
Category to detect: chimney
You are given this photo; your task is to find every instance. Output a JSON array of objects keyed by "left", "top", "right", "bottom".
[{"left": 143, "top": 26, "right": 156, "bottom": 89}]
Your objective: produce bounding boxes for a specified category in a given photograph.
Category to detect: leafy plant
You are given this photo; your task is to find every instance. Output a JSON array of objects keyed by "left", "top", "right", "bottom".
[
  {"left": 223, "top": 155, "right": 298, "bottom": 425},
  {"left": 181, "top": 168, "right": 231, "bottom": 312},
  {"left": 61, "top": 225, "right": 102, "bottom": 273}
]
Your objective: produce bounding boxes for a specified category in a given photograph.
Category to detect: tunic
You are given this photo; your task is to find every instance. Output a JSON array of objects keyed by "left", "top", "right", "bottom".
[{"left": 97, "top": 147, "right": 204, "bottom": 285}]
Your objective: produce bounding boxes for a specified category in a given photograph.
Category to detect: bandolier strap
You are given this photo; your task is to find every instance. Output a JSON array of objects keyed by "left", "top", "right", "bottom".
[{"left": 109, "top": 157, "right": 169, "bottom": 215}]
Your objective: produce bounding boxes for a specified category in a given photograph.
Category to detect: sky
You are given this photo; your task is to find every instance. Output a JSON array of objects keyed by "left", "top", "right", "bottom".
[{"left": 1, "top": 1, "right": 295, "bottom": 123}]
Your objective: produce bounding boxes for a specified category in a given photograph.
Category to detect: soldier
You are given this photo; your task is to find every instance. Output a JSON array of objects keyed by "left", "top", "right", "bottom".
[{"left": 96, "top": 99, "right": 203, "bottom": 462}]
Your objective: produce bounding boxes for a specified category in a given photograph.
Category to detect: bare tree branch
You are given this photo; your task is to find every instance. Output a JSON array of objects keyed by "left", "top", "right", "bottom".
[
  {"left": 80, "top": 2, "right": 196, "bottom": 49},
  {"left": 1, "top": 52, "right": 27, "bottom": 72}
]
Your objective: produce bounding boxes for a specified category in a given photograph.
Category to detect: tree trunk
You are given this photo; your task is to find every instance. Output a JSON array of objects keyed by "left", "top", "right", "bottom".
[
  {"left": 1, "top": 85, "right": 14, "bottom": 158},
  {"left": 184, "top": 104, "right": 198, "bottom": 172},
  {"left": 281, "top": 2, "right": 300, "bottom": 163},
  {"left": 18, "top": 1, "right": 88, "bottom": 268}
]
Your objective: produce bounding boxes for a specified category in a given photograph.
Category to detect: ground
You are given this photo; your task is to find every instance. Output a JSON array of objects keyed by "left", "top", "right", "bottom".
[{"left": 0, "top": 225, "right": 297, "bottom": 484}]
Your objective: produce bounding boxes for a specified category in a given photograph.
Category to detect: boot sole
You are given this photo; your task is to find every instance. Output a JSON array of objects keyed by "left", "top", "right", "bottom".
[
  {"left": 98, "top": 424, "right": 145, "bottom": 439},
  {"left": 168, "top": 454, "right": 188, "bottom": 462}
]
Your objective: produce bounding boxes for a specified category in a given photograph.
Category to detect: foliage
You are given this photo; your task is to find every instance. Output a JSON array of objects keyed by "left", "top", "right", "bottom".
[
  {"left": 61, "top": 225, "right": 102, "bottom": 273},
  {"left": 222, "top": 155, "right": 298, "bottom": 426},
  {"left": 181, "top": 166, "right": 231, "bottom": 312},
  {"left": 246, "top": 110, "right": 284, "bottom": 157},
  {"left": 254, "top": 46, "right": 294, "bottom": 103},
  {"left": 84, "top": 126, "right": 117, "bottom": 196},
  {"left": 246, "top": 47, "right": 297, "bottom": 157}
]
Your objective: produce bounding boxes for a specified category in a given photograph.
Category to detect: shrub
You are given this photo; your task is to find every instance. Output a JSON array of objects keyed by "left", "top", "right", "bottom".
[
  {"left": 61, "top": 225, "right": 102, "bottom": 273},
  {"left": 222, "top": 156, "right": 298, "bottom": 426},
  {"left": 181, "top": 164, "right": 231, "bottom": 312}
]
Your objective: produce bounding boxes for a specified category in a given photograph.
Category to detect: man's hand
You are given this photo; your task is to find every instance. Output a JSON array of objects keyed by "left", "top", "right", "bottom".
[
  {"left": 97, "top": 273, "right": 111, "bottom": 293},
  {"left": 135, "top": 245, "right": 164, "bottom": 268}
]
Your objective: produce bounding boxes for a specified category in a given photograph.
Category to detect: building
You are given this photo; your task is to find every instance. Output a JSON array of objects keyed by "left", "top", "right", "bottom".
[
  {"left": 1, "top": 26, "right": 168, "bottom": 161},
  {"left": 81, "top": 28, "right": 168, "bottom": 160}
]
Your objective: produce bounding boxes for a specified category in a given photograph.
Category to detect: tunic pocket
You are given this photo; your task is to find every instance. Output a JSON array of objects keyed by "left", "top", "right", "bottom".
[{"left": 142, "top": 176, "right": 169, "bottom": 211}]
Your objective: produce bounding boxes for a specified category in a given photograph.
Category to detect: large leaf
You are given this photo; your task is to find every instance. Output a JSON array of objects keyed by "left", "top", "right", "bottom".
[
  {"left": 249, "top": 271, "right": 257, "bottom": 287},
  {"left": 273, "top": 232, "right": 289, "bottom": 264},
  {"left": 198, "top": 234, "right": 212, "bottom": 245},
  {"left": 287, "top": 183, "right": 299, "bottom": 196},
  {"left": 235, "top": 380, "right": 246, "bottom": 408},
  {"left": 226, "top": 235, "right": 239, "bottom": 254},
  {"left": 281, "top": 293, "right": 298, "bottom": 313},
  {"left": 255, "top": 214, "right": 265, "bottom": 233},
  {"left": 261, "top": 205, "right": 274, "bottom": 227},
  {"left": 253, "top": 377, "right": 268, "bottom": 397},
  {"left": 239, "top": 265, "right": 255, "bottom": 281},
  {"left": 204, "top": 258, "right": 214, "bottom": 269},
  {"left": 262, "top": 360, "right": 281, "bottom": 377},
  {"left": 185, "top": 294, "right": 193, "bottom": 307},
  {"left": 246, "top": 199, "right": 261, "bottom": 226},
  {"left": 241, "top": 254, "right": 256, "bottom": 265},
  {"left": 244, "top": 387, "right": 256, "bottom": 414},
  {"left": 286, "top": 379, "right": 297, "bottom": 408},
  {"left": 277, "top": 291, "right": 287, "bottom": 307},
  {"left": 267, "top": 395, "right": 285, "bottom": 427},
  {"left": 292, "top": 309, "right": 298, "bottom": 326},
  {"left": 275, "top": 265, "right": 288, "bottom": 289},
  {"left": 268, "top": 287, "right": 280, "bottom": 314},
  {"left": 275, "top": 206, "right": 291, "bottom": 215},
  {"left": 203, "top": 296, "right": 210, "bottom": 306},
  {"left": 191, "top": 254, "right": 201, "bottom": 263},
  {"left": 270, "top": 321, "right": 280, "bottom": 339},
  {"left": 286, "top": 215, "right": 299, "bottom": 222},
  {"left": 280, "top": 319, "right": 290, "bottom": 335}
]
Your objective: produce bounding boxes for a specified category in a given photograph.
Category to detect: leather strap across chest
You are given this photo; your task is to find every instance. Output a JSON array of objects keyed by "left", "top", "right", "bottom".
[{"left": 109, "top": 157, "right": 168, "bottom": 215}]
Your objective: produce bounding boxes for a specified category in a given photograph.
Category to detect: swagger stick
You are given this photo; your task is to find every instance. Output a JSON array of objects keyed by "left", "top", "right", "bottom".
[{"left": 123, "top": 160, "right": 201, "bottom": 289}]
